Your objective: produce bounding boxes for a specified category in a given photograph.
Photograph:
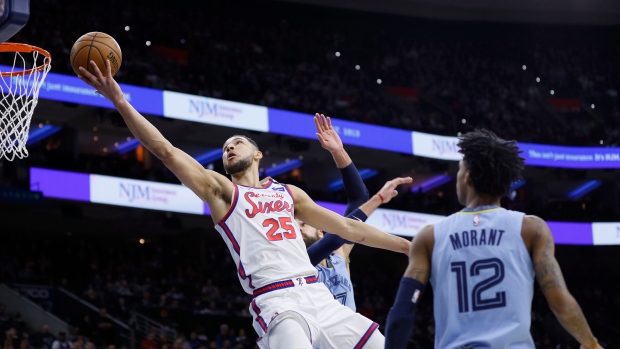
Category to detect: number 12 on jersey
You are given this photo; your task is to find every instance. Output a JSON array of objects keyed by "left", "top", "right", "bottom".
[
  {"left": 450, "top": 257, "right": 506, "bottom": 313},
  {"left": 263, "top": 217, "right": 297, "bottom": 241}
]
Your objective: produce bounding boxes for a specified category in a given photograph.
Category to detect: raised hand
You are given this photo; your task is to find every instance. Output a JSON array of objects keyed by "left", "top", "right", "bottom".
[
  {"left": 77, "top": 60, "right": 125, "bottom": 105},
  {"left": 580, "top": 341, "right": 604, "bottom": 349},
  {"left": 314, "top": 113, "right": 344, "bottom": 154},
  {"left": 376, "top": 177, "right": 413, "bottom": 204}
]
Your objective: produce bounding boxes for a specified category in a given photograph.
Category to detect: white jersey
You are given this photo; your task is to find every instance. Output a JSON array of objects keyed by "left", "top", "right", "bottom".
[{"left": 214, "top": 178, "right": 317, "bottom": 294}]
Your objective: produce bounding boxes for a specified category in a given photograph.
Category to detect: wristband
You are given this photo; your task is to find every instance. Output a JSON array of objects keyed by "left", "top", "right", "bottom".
[
  {"left": 385, "top": 278, "right": 425, "bottom": 349},
  {"left": 377, "top": 193, "right": 385, "bottom": 203}
]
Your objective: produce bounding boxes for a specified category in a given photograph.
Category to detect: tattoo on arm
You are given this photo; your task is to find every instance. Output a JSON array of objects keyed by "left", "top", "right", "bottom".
[
  {"left": 406, "top": 268, "right": 430, "bottom": 284},
  {"left": 534, "top": 221, "right": 567, "bottom": 292}
]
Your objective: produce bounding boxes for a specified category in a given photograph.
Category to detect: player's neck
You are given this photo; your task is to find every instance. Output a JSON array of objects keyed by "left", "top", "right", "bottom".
[
  {"left": 465, "top": 194, "right": 501, "bottom": 209},
  {"left": 231, "top": 168, "right": 261, "bottom": 187},
  {"left": 319, "top": 259, "right": 328, "bottom": 268}
]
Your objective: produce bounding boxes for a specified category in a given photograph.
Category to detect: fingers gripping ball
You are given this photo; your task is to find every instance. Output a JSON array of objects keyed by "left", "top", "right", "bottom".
[{"left": 70, "top": 32, "right": 122, "bottom": 77}]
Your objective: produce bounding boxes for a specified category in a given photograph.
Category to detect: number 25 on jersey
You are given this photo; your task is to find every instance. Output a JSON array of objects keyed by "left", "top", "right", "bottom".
[{"left": 263, "top": 217, "right": 297, "bottom": 241}]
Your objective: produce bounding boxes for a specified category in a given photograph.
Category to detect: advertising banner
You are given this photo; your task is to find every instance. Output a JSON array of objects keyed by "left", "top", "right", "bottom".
[
  {"left": 412, "top": 131, "right": 462, "bottom": 161},
  {"left": 163, "top": 91, "right": 269, "bottom": 132},
  {"left": 269, "top": 108, "right": 412, "bottom": 154},
  {"left": 90, "top": 174, "right": 205, "bottom": 214}
]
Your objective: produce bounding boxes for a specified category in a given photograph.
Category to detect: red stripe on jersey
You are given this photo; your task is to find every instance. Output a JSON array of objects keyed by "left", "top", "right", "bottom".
[
  {"left": 252, "top": 280, "right": 294, "bottom": 298},
  {"left": 251, "top": 300, "right": 268, "bottom": 331},
  {"left": 354, "top": 322, "right": 379, "bottom": 349},
  {"left": 219, "top": 184, "right": 239, "bottom": 224},
  {"left": 262, "top": 178, "right": 273, "bottom": 188},
  {"left": 304, "top": 275, "right": 318, "bottom": 284},
  {"left": 283, "top": 184, "right": 295, "bottom": 203},
  {"left": 218, "top": 221, "right": 240, "bottom": 255}
]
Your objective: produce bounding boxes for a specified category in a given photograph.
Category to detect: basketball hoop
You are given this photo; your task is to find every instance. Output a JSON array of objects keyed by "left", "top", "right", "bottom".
[{"left": 0, "top": 42, "right": 51, "bottom": 161}]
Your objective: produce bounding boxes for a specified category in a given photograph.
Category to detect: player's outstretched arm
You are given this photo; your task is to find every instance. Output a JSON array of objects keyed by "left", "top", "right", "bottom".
[
  {"left": 306, "top": 177, "right": 412, "bottom": 265},
  {"left": 306, "top": 113, "right": 372, "bottom": 264},
  {"left": 78, "top": 60, "right": 233, "bottom": 221},
  {"left": 358, "top": 177, "right": 411, "bottom": 217},
  {"left": 290, "top": 185, "right": 410, "bottom": 254},
  {"left": 314, "top": 113, "right": 369, "bottom": 214},
  {"left": 525, "top": 216, "right": 603, "bottom": 349},
  {"left": 385, "top": 224, "right": 433, "bottom": 349}
]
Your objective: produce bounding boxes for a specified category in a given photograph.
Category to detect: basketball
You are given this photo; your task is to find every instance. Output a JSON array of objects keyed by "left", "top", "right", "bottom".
[{"left": 70, "top": 32, "right": 122, "bottom": 77}]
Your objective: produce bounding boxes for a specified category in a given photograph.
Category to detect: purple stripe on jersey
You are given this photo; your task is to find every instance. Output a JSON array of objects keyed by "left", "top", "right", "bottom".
[
  {"left": 251, "top": 300, "right": 268, "bottom": 332},
  {"left": 218, "top": 221, "right": 240, "bottom": 254},
  {"left": 354, "top": 322, "right": 379, "bottom": 349},
  {"left": 219, "top": 184, "right": 239, "bottom": 223}
]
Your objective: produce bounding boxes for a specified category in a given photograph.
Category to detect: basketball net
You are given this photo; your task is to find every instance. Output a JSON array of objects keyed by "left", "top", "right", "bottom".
[{"left": 0, "top": 43, "right": 51, "bottom": 161}]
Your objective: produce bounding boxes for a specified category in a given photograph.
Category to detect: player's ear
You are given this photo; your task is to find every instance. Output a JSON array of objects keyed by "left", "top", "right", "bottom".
[
  {"left": 254, "top": 150, "right": 263, "bottom": 161},
  {"left": 464, "top": 169, "right": 472, "bottom": 186}
]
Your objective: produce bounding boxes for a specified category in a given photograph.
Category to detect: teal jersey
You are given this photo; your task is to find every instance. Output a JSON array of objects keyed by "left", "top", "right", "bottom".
[
  {"left": 316, "top": 253, "right": 356, "bottom": 311},
  {"left": 430, "top": 206, "right": 535, "bottom": 349}
]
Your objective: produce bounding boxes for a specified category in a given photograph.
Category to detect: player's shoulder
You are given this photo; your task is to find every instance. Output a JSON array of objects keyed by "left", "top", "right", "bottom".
[
  {"left": 414, "top": 224, "right": 435, "bottom": 247},
  {"left": 520, "top": 214, "right": 552, "bottom": 250},
  {"left": 418, "top": 223, "right": 435, "bottom": 236},
  {"left": 521, "top": 214, "right": 548, "bottom": 233},
  {"left": 263, "top": 177, "right": 292, "bottom": 189}
]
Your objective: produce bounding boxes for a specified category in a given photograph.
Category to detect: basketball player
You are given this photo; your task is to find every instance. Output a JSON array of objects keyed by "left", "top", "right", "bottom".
[
  {"left": 384, "top": 129, "right": 604, "bottom": 349},
  {"left": 301, "top": 114, "right": 410, "bottom": 314},
  {"left": 78, "top": 60, "right": 410, "bottom": 349}
]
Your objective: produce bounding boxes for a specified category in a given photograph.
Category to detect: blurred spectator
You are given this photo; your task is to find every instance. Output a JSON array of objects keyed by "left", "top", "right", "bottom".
[
  {"left": 232, "top": 329, "right": 248, "bottom": 349},
  {"left": 76, "top": 314, "right": 92, "bottom": 339},
  {"left": 185, "top": 332, "right": 201, "bottom": 349},
  {"left": 94, "top": 310, "right": 113, "bottom": 347},
  {"left": 4, "top": 328, "right": 18, "bottom": 349},
  {"left": 139, "top": 333, "right": 157, "bottom": 349},
  {"left": 31, "top": 326, "right": 54, "bottom": 349},
  {"left": 214, "top": 325, "right": 232, "bottom": 349},
  {"left": 50, "top": 332, "right": 70, "bottom": 349}
]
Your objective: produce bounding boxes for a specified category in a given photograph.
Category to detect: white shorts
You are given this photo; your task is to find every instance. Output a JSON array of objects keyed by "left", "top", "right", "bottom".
[{"left": 250, "top": 276, "right": 380, "bottom": 349}]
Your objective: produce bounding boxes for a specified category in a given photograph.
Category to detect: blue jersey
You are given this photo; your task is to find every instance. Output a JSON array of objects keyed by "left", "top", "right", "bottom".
[
  {"left": 316, "top": 253, "right": 356, "bottom": 311},
  {"left": 430, "top": 206, "right": 535, "bottom": 349}
]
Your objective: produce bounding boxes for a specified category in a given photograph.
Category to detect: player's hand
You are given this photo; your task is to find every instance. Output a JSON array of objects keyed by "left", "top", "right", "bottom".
[
  {"left": 314, "top": 113, "right": 343, "bottom": 154},
  {"left": 376, "top": 177, "right": 413, "bottom": 204},
  {"left": 581, "top": 345, "right": 604, "bottom": 349},
  {"left": 77, "top": 60, "right": 125, "bottom": 106},
  {"left": 580, "top": 340, "right": 604, "bottom": 349}
]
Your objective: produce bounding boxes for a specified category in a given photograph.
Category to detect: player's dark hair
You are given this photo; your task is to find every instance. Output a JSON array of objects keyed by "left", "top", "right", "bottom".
[
  {"left": 458, "top": 129, "right": 524, "bottom": 197},
  {"left": 226, "top": 134, "right": 260, "bottom": 151}
]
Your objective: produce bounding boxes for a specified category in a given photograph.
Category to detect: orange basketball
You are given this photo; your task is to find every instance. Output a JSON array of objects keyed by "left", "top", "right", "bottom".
[{"left": 70, "top": 32, "right": 122, "bottom": 77}]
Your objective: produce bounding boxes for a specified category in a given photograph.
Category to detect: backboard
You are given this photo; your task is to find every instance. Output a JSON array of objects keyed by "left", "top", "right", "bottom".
[{"left": 0, "top": 0, "right": 29, "bottom": 43}]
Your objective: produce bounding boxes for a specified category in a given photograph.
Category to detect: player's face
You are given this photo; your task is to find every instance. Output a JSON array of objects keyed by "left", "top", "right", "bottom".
[
  {"left": 296, "top": 219, "right": 323, "bottom": 247},
  {"left": 456, "top": 159, "right": 468, "bottom": 205},
  {"left": 222, "top": 137, "right": 256, "bottom": 175}
]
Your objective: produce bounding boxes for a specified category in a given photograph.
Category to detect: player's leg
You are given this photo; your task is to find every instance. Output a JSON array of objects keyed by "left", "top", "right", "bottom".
[
  {"left": 252, "top": 288, "right": 319, "bottom": 349},
  {"left": 309, "top": 284, "right": 383, "bottom": 348},
  {"left": 268, "top": 317, "right": 313, "bottom": 349}
]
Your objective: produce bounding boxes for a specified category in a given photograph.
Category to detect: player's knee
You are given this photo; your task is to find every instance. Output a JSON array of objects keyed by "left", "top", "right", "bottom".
[
  {"left": 269, "top": 311, "right": 311, "bottom": 339},
  {"left": 268, "top": 312, "right": 313, "bottom": 349}
]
